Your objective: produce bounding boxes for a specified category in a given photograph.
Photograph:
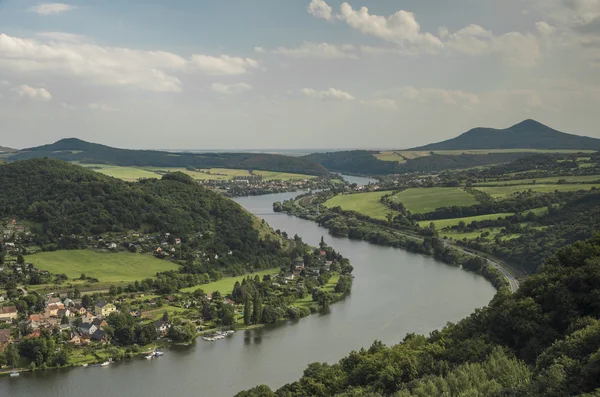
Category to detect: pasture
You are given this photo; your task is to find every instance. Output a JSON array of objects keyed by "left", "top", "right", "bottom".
[
  {"left": 323, "top": 191, "right": 395, "bottom": 220},
  {"left": 476, "top": 184, "right": 600, "bottom": 198},
  {"left": 28, "top": 250, "right": 179, "bottom": 282},
  {"left": 417, "top": 213, "right": 514, "bottom": 229},
  {"left": 374, "top": 151, "right": 407, "bottom": 163},
  {"left": 181, "top": 268, "right": 280, "bottom": 294},
  {"left": 390, "top": 188, "right": 478, "bottom": 213},
  {"left": 81, "top": 164, "right": 159, "bottom": 181},
  {"left": 474, "top": 174, "right": 600, "bottom": 186},
  {"left": 375, "top": 149, "right": 596, "bottom": 163}
]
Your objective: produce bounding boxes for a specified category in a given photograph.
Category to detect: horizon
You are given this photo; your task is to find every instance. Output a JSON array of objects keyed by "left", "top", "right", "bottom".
[{"left": 1, "top": 1, "right": 600, "bottom": 149}]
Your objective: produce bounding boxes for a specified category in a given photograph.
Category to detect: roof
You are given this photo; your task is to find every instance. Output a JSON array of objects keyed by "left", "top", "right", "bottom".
[
  {"left": 153, "top": 320, "right": 168, "bottom": 328},
  {"left": 79, "top": 323, "right": 93, "bottom": 330},
  {"left": 92, "top": 318, "right": 107, "bottom": 327},
  {"left": 91, "top": 330, "right": 105, "bottom": 340},
  {"left": 1, "top": 306, "right": 17, "bottom": 314},
  {"left": 95, "top": 300, "right": 108, "bottom": 308},
  {"left": 0, "top": 329, "right": 10, "bottom": 342},
  {"left": 29, "top": 314, "right": 41, "bottom": 322}
]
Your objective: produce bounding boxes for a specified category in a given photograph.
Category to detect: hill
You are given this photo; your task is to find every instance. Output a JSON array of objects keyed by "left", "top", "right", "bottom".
[
  {"left": 238, "top": 236, "right": 600, "bottom": 397},
  {"left": 0, "top": 159, "right": 289, "bottom": 271},
  {"left": 413, "top": 119, "right": 600, "bottom": 150},
  {"left": 0, "top": 145, "right": 16, "bottom": 153},
  {"left": 7, "top": 138, "right": 328, "bottom": 176}
]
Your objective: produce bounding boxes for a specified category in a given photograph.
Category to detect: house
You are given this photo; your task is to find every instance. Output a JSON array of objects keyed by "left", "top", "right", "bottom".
[
  {"left": 0, "top": 306, "right": 18, "bottom": 322},
  {"left": 63, "top": 298, "right": 74, "bottom": 307},
  {"left": 81, "top": 312, "right": 96, "bottom": 324},
  {"left": 129, "top": 309, "right": 140, "bottom": 317},
  {"left": 92, "top": 318, "right": 108, "bottom": 330},
  {"left": 46, "top": 303, "right": 63, "bottom": 317},
  {"left": 94, "top": 300, "right": 116, "bottom": 317},
  {"left": 57, "top": 308, "right": 73, "bottom": 318},
  {"left": 174, "top": 238, "right": 181, "bottom": 245},
  {"left": 26, "top": 314, "right": 42, "bottom": 329},
  {"left": 107, "top": 242, "right": 117, "bottom": 249},
  {"left": 74, "top": 305, "right": 87, "bottom": 315},
  {"left": 79, "top": 323, "right": 98, "bottom": 336},
  {"left": 69, "top": 334, "right": 83, "bottom": 345},
  {"left": 0, "top": 329, "right": 11, "bottom": 352},
  {"left": 153, "top": 321, "right": 170, "bottom": 337},
  {"left": 90, "top": 329, "right": 106, "bottom": 342},
  {"left": 25, "top": 329, "right": 41, "bottom": 339},
  {"left": 46, "top": 297, "right": 62, "bottom": 306}
]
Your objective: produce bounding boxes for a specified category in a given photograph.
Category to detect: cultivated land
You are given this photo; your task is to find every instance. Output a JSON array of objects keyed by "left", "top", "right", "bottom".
[
  {"left": 324, "top": 191, "right": 394, "bottom": 220},
  {"left": 473, "top": 174, "right": 600, "bottom": 186},
  {"left": 375, "top": 149, "right": 596, "bottom": 163},
  {"left": 28, "top": 250, "right": 179, "bottom": 282},
  {"left": 390, "top": 188, "right": 478, "bottom": 213},
  {"left": 79, "top": 164, "right": 315, "bottom": 181},
  {"left": 180, "top": 268, "right": 279, "bottom": 294},
  {"left": 476, "top": 184, "right": 600, "bottom": 198},
  {"left": 417, "top": 213, "right": 515, "bottom": 229}
]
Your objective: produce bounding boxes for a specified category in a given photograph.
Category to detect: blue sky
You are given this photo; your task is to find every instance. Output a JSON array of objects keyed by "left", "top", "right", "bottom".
[{"left": 1, "top": 0, "right": 599, "bottom": 149}]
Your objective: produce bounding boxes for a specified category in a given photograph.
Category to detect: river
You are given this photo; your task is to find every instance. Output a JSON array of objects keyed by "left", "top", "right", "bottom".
[{"left": 2, "top": 186, "right": 495, "bottom": 397}]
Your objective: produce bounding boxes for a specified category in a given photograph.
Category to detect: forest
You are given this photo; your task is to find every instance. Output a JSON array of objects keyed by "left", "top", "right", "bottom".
[{"left": 236, "top": 236, "right": 600, "bottom": 397}]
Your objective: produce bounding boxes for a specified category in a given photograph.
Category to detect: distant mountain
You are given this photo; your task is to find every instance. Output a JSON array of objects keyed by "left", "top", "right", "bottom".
[
  {"left": 7, "top": 138, "right": 328, "bottom": 176},
  {"left": 0, "top": 145, "right": 16, "bottom": 153},
  {"left": 412, "top": 120, "right": 600, "bottom": 150}
]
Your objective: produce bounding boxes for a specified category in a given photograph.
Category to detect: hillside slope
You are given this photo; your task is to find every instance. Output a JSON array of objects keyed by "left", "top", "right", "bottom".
[
  {"left": 0, "top": 145, "right": 16, "bottom": 153},
  {"left": 413, "top": 119, "right": 600, "bottom": 150},
  {"left": 0, "top": 159, "right": 287, "bottom": 269},
  {"left": 7, "top": 138, "right": 328, "bottom": 176}
]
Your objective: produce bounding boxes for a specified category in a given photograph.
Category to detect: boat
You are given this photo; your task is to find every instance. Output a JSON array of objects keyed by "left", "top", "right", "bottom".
[
  {"left": 154, "top": 351, "right": 164, "bottom": 357},
  {"left": 10, "top": 371, "right": 19, "bottom": 377},
  {"left": 82, "top": 364, "right": 88, "bottom": 368},
  {"left": 98, "top": 361, "right": 111, "bottom": 367},
  {"left": 145, "top": 355, "right": 153, "bottom": 360},
  {"left": 202, "top": 336, "right": 215, "bottom": 341}
]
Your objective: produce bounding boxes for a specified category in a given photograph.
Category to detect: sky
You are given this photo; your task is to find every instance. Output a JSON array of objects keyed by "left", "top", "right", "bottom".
[{"left": 0, "top": 0, "right": 600, "bottom": 150}]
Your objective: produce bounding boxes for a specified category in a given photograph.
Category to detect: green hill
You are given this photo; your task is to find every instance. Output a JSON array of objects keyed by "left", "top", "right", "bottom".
[
  {"left": 7, "top": 138, "right": 328, "bottom": 176},
  {"left": 413, "top": 119, "right": 600, "bottom": 150},
  {"left": 0, "top": 145, "right": 16, "bottom": 153},
  {"left": 0, "top": 159, "right": 288, "bottom": 271}
]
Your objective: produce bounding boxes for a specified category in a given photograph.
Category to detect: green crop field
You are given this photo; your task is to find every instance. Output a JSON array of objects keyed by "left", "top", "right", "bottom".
[
  {"left": 79, "top": 164, "right": 159, "bottom": 181},
  {"left": 181, "top": 268, "right": 280, "bottom": 294},
  {"left": 254, "top": 170, "right": 316, "bottom": 180},
  {"left": 476, "top": 184, "right": 600, "bottom": 198},
  {"left": 418, "top": 213, "right": 514, "bottom": 229},
  {"left": 324, "top": 191, "right": 395, "bottom": 220},
  {"left": 383, "top": 149, "right": 596, "bottom": 161},
  {"left": 474, "top": 174, "right": 600, "bottom": 186},
  {"left": 374, "top": 151, "right": 407, "bottom": 163},
  {"left": 390, "top": 188, "right": 478, "bottom": 213},
  {"left": 28, "top": 250, "right": 179, "bottom": 282}
]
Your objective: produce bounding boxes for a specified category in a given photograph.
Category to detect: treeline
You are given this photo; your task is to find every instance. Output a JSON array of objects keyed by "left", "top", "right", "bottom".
[
  {"left": 236, "top": 236, "right": 600, "bottom": 397},
  {"left": 9, "top": 138, "right": 328, "bottom": 176}
]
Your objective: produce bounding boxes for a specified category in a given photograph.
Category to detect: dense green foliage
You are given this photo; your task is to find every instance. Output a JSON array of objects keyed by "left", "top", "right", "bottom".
[
  {"left": 413, "top": 119, "right": 600, "bottom": 150},
  {"left": 237, "top": 236, "right": 600, "bottom": 396},
  {"left": 0, "top": 159, "right": 291, "bottom": 272},
  {"left": 7, "top": 138, "right": 328, "bottom": 176},
  {"left": 304, "top": 150, "right": 536, "bottom": 175}
]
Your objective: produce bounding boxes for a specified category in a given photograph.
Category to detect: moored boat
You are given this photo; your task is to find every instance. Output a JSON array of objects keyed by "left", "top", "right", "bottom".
[{"left": 10, "top": 371, "right": 19, "bottom": 377}]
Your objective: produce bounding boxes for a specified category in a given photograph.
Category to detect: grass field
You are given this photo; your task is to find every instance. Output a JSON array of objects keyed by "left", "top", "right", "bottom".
[
  {"left": 374, "top": 151, "right": 407, "bottom": 163},
  {"left": 476, "top": 184, "right": 600, "bottom": 198},
  {"left": 324, "top": 191, "right": 395, "bottom": 220},
  {"left": 254, "top": 170, "right": 316, "bottom": 180},
  {"left": 390, "top": 188, "right": 478, "bottom": 213},
  {"left": 418, "top": 213, "right": 514, "bottom": 229},
  {"left": 181, "top": 268, "right": 280, "bottom": 294},
  {"left": 28, "top": 250, "right": 179, "bottom": 282},
  {"left": 474, "top": 174, "right": 600, "bottom": 186},
  {"left": 80, "top": 164, "right": 159, "bottom": 181}
]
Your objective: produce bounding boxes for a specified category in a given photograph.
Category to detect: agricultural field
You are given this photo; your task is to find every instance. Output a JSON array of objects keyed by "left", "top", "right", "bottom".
[
  {"left": 390, "top": 188, "right": 478, "bottom": 213},
  {"left": 476, "top": 184, "right": 600, "bottom": 199},
  {"left": 417, "top": 213, "right": 514, "bottom": 229},
  {"left": 324, "top": 191, "right": 395, "bottom": 220},
  {"left": 80, "top": 164, "right": 159, "bottom": 181},
  {"left": 254, "top": 170, "right": 316, "bottom": 180},
  {"left": 181, "top": 268, "right": 280, "bottom": 294},
  {"left": 385, "top": 149, "right": 596, "bottom": 161},
  {"left": 474, "top": 174, "right": 600, "bottom": 186},
  {"left": 374, "top": 151, "right": 407, "bottom": 163},
  {"left": 28, "top": 250, "right": 179, "bottom": 283}
]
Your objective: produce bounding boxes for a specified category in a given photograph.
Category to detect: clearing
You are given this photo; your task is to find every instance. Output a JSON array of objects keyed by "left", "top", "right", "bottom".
[
  {"left": 417, "top": 213, "right": 514, "bottom": 229},
  {"left": 390, "top": 188, "right": 478, "bottom": 213},
  {"left": 324, "top": 191, "right": 394, "bottom": 220},
  {"left": 180, "top": 268, "right": 280, "bottom": 294},
  {"left": 28, "top": 250, "right": 179, "bottom": 283}
]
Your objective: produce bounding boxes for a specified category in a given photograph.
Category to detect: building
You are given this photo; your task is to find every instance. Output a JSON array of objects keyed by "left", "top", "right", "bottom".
[
  {"left": 94, "top": 300, "right": 116, "bottom": 317},
  {"left": 0, "top": 306, "right": 18, "bottom": 322},
  {"left": 79, "top": 323, "right": 98, "bottom": 336},
  {"left": 153, "top": 321, "right": 171, "bottom": 337},
  {"left": 81, "top": 312, "right": 96, "bottom": 324}
]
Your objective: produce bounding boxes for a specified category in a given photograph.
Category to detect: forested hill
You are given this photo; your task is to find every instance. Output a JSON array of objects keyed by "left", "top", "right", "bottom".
[
  {"left": 0, "top": 159, "right": 285, "bottom": 265},
  {"left": 238, "top": 236, "right": 600, "bottom": 397},
  {"left": 413, "top": 119, "right": 600, "bottom": 150},
  {"left": 6, "top": 138, "right": 328, "bottom": 176},
  {"left": 303, "top": 150, "right": 535, "bottom": 175},
  {"left": 0, "top": 145, "right": 16, "bottom": 153}
]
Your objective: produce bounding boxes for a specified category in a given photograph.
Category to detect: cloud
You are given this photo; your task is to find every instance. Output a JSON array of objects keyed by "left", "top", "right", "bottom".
[
  {"left": 301, "top": 88, "right": 355, "bottom": 100},
  {"left": 254, "top": 46, "right": 266, "bottom": 54},
  {"left": 211, "top": 82, "right": 253, "bottom": 95},
  {"left": 29, "top": 3, "right": 74, "bottom": 16},
  {"left": 188, "top": 55, "right": 258, "bottom": 75},
  {"left": 0, "top": 80, "right": 9, "bottom": 86},
  {"left": 308, "top": 0, "right": 333, "bottom": 21},
  {"left": 0, "top": 33, "right": 259, "bottom": 92},
  {"left": 36, "top": 32, "right": 86, "bottom": 43},
  {"left": 360, "top": 98, "right": 398, "bottom": 110},
  {"left": 270, "top": 42, "right": 357, "bottom": 59},
  {"left": 12, "top": 85, "right": 52, "bottom": 101},
  {"left": 88, "top": 103, "right": 117, "bottom": 111}
]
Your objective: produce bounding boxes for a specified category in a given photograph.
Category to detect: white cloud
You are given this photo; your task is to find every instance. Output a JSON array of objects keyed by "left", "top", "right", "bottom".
[
  {"left": 308, "top": 0, "right": 333, "bottom": 21},
  {"left": 0, "top": 33, "right": 259, "bottom": 92},
  {"left": 301, "top": 88, "right": 355, "bottom": 100},
  {"left": 0, "top": 80, "right": 9, "bottom": 86},
  {"left": 188, "top": 55, "right": 258, "bottom": 75},
  {"left": 29, "top": 3, "right": 74, "bottom": 16},
  {"left": 211, "top": 83, "right": 253, "bottom": 95},
  {"left": 254, "top": 46, "right": 266, "bottom": 54},
  {"left": 12, "top": 85, "right": 52, "bottom": 101},
  {"left": 88, "top": 103, "right": 117, "bottom": 111},
  {"left": 270, "top": 42, "right": 357, "bottom": 59},
  {"left": 36, "top": 32, "right": 86, "bottom": 43},
  {"left": 398, "top": 86, "right": 480, "bottom": 107}
]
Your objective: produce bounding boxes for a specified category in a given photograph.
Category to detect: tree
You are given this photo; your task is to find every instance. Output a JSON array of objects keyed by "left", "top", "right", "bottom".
[
  {"left": 244, "top": 297, "right": 252, "bottom": 326},
  {"left": 161, "top": 311, "right": 169, "bottom": 322},
  {"left": 109, "top": 285, "right": 118, "bottom": 296},
  {"left": 252, "top": 293, "right": 263, "bottom": 324},
  {"left": 17, "top": 254, "right": 24, "bottom": 265},
  {"left": 5, "top": 344, "right": 19, "bottom": 368},
  {"left": 61, "top": 315, "right": 69, "bottom": 325}
]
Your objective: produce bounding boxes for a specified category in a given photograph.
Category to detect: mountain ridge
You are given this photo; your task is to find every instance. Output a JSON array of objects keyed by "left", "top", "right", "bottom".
[
  {"left": 8, "top": 137, "right": 329, "bottom": 176},
  {"left": 412, "top": 119, "right": 600, "bottom": 150}
]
